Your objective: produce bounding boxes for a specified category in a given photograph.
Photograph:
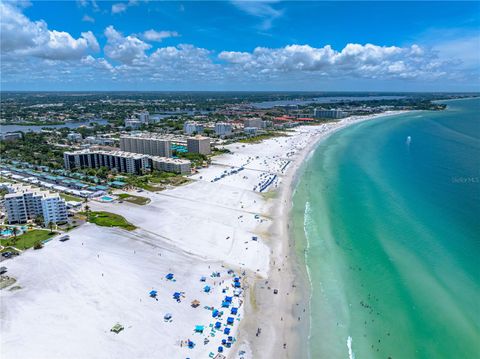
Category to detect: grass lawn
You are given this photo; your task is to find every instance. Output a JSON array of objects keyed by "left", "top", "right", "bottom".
[
  {"left": 60, "top": 193, "right": 83, "bottom": 202},
  {"left": 86, "top": 211, "right": 136, "bottom": 231},
  {"left": 0, "top": 230, "right": 55, "bottom": 250},
  {"left": 117, "top": 193, "right": 150, "bottom": 205}
]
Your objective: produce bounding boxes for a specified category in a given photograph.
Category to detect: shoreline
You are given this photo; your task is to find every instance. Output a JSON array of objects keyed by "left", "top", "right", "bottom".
[
  {"left": 240, "top": 110, "right": 409, "bottom": 359},
  {"left": 0, "top": 110, "right": 409, "bottom": 359}
]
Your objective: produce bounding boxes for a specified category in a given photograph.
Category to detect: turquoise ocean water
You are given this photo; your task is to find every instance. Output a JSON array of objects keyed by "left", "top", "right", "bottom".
[{"left": 292, "top": 98, "right": 479, "bottom": 358}]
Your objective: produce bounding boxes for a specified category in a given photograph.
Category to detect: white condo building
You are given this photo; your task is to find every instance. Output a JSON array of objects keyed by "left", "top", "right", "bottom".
[
  {"left": 4, "top": 188, "right": 67, "bottom": 224},
  {"left": 183, "top": 122, "right": 204, "bottom": 135},
  {"left": 244, "top": 118, "right": 266, "bottom": 129},
  {"left": 63, "top": 149, "right": 191, "bottom": 175},
  {"left": 120, "top": 135, "right": 172, "bottom": 157},
  {"left": 215, "top": 122, "right": 233, "bottom": 137}
]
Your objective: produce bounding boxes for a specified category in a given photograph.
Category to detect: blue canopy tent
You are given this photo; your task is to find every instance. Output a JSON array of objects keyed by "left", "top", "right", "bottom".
[
  {"left": 221, "top": 301, "right": 230, "bottom": 308},
  {"left": 195, "top": 325, "right": 204, "bottom": 333},
  {"left": 166, "top": 273, "right": 174, "bottom": 280},
  {"left": 234, "top": 282, "right": 241, "bottom": 288},
  {"left": 215, "top": 321, "right": 221, "bottom": 329},
  {"left": 218, "top": 346, "right": 224, "bottom": 353},
  {"left": 224, "top": 296, "right": 232, "bottom": 303},
  {"left": 187, "top": 340, "right": 195, "bottom": 349},
  {"left": 173, "top": 292, "right": 182, "bottom": 302},
  {"left": 204, "top": 285, "right": 211, "bottom": 293},
  {"left": 212, "top": 309, "right": 219, "bottom": 317},
  {"left": 234, "top": 277, "right": 240, "bottom": 283},
  {"left": 224, "top": 327, "right": 230, "bottom": 335},
  {"left": 227, "top": 317, "right": 234, "bottom": 325},
  {"left": 149, "top": 290, "right": 157, "bottom": 297},
  {"left": 231, "top": 307, "right": 238, "bottom": 315}
]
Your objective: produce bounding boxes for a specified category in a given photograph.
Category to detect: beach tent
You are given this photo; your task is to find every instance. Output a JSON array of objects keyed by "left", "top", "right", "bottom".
[
  {"left": 149, "top": 290, "right": 157, "bottom": 297},
  {"left": 224, "top": 296, "right": 232, "bottom": 303},
  {"left": 191, "top": 299, "right": 201, "bottom": 308},
  {"left": 215, "top": 321, "right": 221, "bottom": 329},
  {"left": 204, "top": 285, "right": 211, "bottom": 293},
  {"left": 234, "top": 282, "right": 241, "bottom": 288},
  {"left": 187, "top": 340, "right": 195, "bottom": 349},
  {"left": 223, "top": 328, "right": 230, "bottom": 335},
  {"left": 231, "top": 307, "right": 238, "bottom": 315},
  {"left": 166, "top": 273, "right": 174, "bottom": 280},
  {"left": 218, "top": 346, "right": 224, "bottom": 353},
  {"left": 221, "top": 301, "right": 230, "bottom": 308},
  {"left": 234, "top": 277, "right": 240, "bottom": 283},
  {"left": 227, "top": 317, "right": 234, "bottom": 325},
  {"left": 195, "top": 325, "right": 204, "bottom": 333},
  {"left": 212, "top": 309, "right": 219, "bottom": 318},
  {"left": 164, "top": 313, "right": 172, "bottom": 321},
  {"left": 200, "top": 276, "right": 207, "bottom": 282}
]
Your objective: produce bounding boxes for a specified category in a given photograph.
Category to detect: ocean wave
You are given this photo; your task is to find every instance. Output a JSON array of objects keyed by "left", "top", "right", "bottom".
[
  {"left": 347, "top": 336, "right": 355, "bottom": 359},
  {"left": 303, "top": 201, "right": 314, "bottom": 353}
]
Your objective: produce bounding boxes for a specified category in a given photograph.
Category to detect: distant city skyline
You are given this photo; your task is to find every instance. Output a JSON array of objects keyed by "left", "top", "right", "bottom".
[{"left": 1, "top": 1, "right": 479, "bottom": 91}]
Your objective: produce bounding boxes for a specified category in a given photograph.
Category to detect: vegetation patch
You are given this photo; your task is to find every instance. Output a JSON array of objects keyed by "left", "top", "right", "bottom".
[
  {"left": 86, "top": 211, "right": 136, "bottom": 231},
  {"left": 126, "top": 171, "right": 189, "bottom": 191},
  {"left": 0, "top": 229, "right": 54, "bottom": 250},
  {"left": 60, "top": 193, "right": 83, "bottom": 202},
  {"left": 117, "top": 193, "right": 150, "bottom": 205},
  {"left": 239, "top": 131, "right": 288, "bottom": 144}
]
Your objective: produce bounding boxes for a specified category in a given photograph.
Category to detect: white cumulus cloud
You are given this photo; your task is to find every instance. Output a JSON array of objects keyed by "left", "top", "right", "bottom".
[
  {"left": 143, "top": 29, "right": 179, "bottom": 42},
  {"left": 219, "top": 43, "right": 452, "bottom": 80},
  {"left": 104, "top": 25, "right": 151, "bottom": 64},
  {"left": 0, "top": 2, "right": 99, "bottom": 60}
]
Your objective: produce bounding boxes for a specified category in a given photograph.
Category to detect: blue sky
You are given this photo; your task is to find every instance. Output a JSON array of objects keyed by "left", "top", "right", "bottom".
[{"left": 1, "top": 1, "right": 479, "bottom": 91}]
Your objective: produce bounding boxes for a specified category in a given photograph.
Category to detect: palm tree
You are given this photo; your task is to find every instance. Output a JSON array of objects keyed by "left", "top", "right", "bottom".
[
  {"left": 85, "top": 204, "right": 90, "bottom": 221},
  {"left": 12, "top": 227, "right": 18, "bottom": 244},
  {"left": 48, "top": 221, "right": 54, "bottom": 234}
]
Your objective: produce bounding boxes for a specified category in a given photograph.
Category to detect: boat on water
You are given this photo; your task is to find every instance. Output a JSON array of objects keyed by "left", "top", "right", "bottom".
[{"left": 406, "top": 135, "right": 412, "bottom": 145}]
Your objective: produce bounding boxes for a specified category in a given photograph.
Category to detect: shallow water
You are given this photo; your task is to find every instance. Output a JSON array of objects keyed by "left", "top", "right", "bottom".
[{"left": 292, "top": 99, "right": 480, "bottom": 358}]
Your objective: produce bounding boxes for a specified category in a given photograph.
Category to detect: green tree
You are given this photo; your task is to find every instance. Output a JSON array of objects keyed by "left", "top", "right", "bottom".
[
  {"left": 12, "top": 226, "right": 18, "bottom": 244},
  {"left": 48, "top": 221, "right": 54, "bottom": 234}
]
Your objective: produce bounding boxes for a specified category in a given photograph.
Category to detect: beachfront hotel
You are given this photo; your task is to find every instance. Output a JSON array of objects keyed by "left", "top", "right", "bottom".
[
  {"left": 120, "top": 135, "right": 172, "bottom": 157},
  {"left": 151, "top": 156, "right": 191, "bottom": 174},
  {"left": 63, "top": 149, "right": 191, "bottom": 175},
  {"left": 3, "top": 186, "right": 68, "bottom": 224},
  {"left": 63, "top": 149, "right": 150, "bottom": 174},
  {"left": 313, "top": 108, "right": 347, "bottom": 119}
]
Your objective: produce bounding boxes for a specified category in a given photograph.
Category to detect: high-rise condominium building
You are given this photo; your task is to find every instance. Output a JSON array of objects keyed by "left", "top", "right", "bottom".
[
  {"left": 4, "top": 188, "right": 68, "bottom": 224},
  {"left": 120, "top": 135, "right": 172, "bottom": 158},
  {"left": 187, "top": 136, "right": 211, "bottom": 155}
]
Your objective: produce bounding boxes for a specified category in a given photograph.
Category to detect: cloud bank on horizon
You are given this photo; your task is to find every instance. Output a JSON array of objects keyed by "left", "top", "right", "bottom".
[{"left": 0, "top": 1, "right": 479, "bottom": 91}]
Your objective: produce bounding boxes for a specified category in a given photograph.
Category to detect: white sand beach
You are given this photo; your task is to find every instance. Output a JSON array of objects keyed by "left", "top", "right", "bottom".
[{"left": 0, "top": 112, "right": 404, "bottom": 359}]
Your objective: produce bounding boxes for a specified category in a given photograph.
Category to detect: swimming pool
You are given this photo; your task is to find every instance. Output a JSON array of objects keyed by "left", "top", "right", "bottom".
[
  {"left": 1, "top": 229, "right": 13, "bottom": 237},
  {"left": 0, "top": 226, "right": 26, "bottom": 237},
  {"left": 100, "top": 196, "right": 115, "bottom": 202}
]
